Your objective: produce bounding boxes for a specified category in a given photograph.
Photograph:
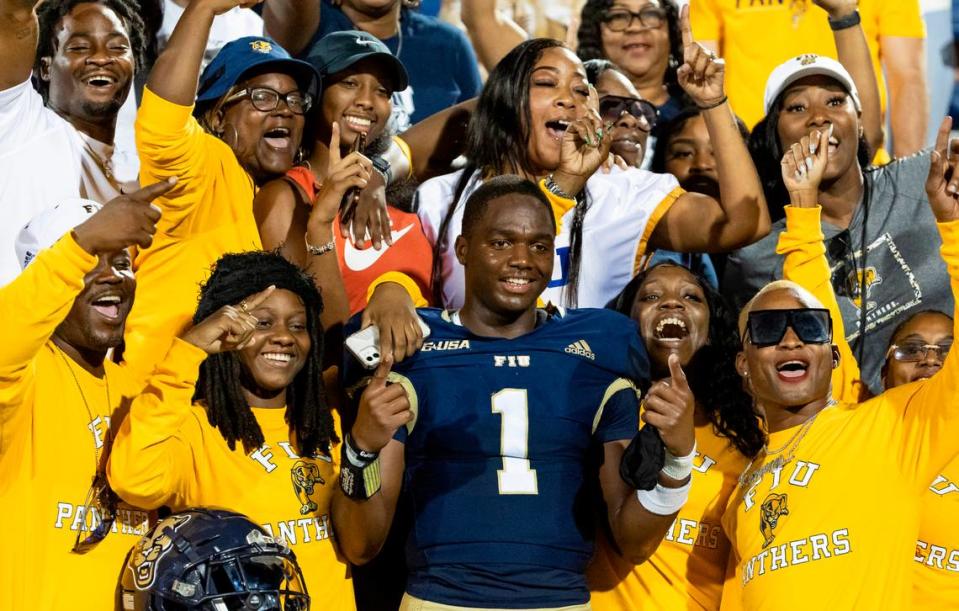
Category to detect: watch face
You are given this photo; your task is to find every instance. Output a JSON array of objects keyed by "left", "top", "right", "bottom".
[{"left": 371, "top": 157, "right": 391, "bottom": 173}]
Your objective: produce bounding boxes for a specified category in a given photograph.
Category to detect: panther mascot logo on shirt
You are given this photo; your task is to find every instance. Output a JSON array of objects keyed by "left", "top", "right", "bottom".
[
  {"left": 291, "top": 460, "right": 324, "bottom": 515},
  {"left": 760, "top": 493, "right": 789, "bottom": 548}
]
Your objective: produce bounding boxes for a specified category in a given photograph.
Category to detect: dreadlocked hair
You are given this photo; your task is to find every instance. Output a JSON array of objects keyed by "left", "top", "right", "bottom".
[
  {"left": 576, "top": 0, "right": 685, "bottom": 102},
  {"left": 192, "top": 251, "right": 337, "bottom": 458},
  {"left": 35, "top": 0, "right": 147, "bottom": 103},
  {"left": 607, "top": 263, "right": 765, "bottom": 458}
]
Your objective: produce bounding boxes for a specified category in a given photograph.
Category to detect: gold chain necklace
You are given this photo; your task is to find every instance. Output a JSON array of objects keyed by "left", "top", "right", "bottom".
[
  {"left": 55, "top": 346, "right": 112, "bottom": 472},
  {"left": 738, "top": 399, "right": 834, "bottom": 489}
]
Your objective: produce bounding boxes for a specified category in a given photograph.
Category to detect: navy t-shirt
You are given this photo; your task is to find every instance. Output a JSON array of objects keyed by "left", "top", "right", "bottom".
[{"left": 305, "top": 1, "right": 482, "bottom": 128}]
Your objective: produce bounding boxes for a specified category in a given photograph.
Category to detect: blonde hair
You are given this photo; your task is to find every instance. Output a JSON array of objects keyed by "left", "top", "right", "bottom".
[{"left": 738, "top": 280, "right": 827, "bottom": 339}]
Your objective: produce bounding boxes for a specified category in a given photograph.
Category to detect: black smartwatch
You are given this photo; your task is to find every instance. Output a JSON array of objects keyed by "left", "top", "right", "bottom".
[{"left": 371, "top": 156, "right": 393, "bottom": 186}]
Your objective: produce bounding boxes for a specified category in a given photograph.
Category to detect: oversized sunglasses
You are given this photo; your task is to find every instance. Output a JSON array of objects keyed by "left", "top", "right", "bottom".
[
  {"left": 72, "top": 471, "right": 119, "bottom": 554},
  {"left": 598, "top": 95, "right": 658, "bottom": 131},
  {"left": 886, "top": 340, "right": 952, "bottom": 363},
  {"left": 222, "top": 86, "right": 312, "bottom": 115},
  {"left": 745, "top": 308, "right": 832, "bottom": 347}
]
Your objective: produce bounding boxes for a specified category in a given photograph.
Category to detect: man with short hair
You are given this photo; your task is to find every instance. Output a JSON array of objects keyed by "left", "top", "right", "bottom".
[
  {"left": 0, "top": 0, "right": 147, "bottom": 285},
  {"left": 334, "top": 175, "right": 697, "bottom": 610},
  {"left": 0, "top": 179, "right": 172, "bottom": 611}
]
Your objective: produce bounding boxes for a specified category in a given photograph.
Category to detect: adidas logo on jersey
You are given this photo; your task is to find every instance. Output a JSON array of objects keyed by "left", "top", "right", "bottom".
[{"left": 565, "top": 340, "right": 595, "bottom": 360}]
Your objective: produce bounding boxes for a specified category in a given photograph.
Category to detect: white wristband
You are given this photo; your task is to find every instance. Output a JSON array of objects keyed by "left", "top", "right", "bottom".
[
  {"left": 661, "top": 441, "right": 696, "bottom": 480},
  {"left": 636, "top": 481, "right": 692, "bottom": 516}
]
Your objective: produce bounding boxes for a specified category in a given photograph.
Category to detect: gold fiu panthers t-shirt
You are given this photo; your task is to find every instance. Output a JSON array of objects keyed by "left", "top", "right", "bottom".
[
  {"left": 588, "top": 421, "right": 749, "bottom": 610},
  {"left": 722, "top": 359, "right": 959, "bottom": 609},
  {"left": 108, "top": 339, "right": 355, "bottom": 610},
  {"left": 914, "top": 455, "right": 959, "bottom": 607},
  {"left": 0, "top": 234, "right": 152, "bottom": 611}
]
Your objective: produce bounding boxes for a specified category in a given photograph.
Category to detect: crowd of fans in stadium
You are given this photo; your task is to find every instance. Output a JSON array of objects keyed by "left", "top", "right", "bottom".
[{"left": 0, "top": 0, "right": 956, "bottom": 610}]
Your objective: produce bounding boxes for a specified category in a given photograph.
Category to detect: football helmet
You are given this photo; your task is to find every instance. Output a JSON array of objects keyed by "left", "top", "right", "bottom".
[{"left": 118, "top": 508, "right": 309, "bottom": 611}]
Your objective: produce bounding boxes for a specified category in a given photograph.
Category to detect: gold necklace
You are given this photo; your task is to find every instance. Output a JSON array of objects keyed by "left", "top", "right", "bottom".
[
  {"left": 55, "top": 346, "right": 112, "bottom": 471},
  {"left": 738, "top": 399, "right": 834, "bottom": 489}
]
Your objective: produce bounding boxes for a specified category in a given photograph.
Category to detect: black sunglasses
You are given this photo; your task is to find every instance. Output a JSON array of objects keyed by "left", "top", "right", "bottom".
[
  {"left": 746, "top": 308, "right": 832, "bottom": 347},
  {"left": 598, "top": 95, "right": 658, "bottom": 131},
  {"left": 72, "top": 471, "right": 119, "bottom": 554}
]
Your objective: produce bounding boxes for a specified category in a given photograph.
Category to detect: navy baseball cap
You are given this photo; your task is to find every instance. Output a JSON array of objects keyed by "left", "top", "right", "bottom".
[
  {"left": 196, "top": 37, "right": 320, "bottom": 104},
  {"left": 306, "top": 30, "right": 409, "bottom": 92}
]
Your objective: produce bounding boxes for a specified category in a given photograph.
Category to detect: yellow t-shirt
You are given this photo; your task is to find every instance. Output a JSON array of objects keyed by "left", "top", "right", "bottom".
[
  {"left": 0, "top": 234, "right": 152, "bottom": 611},
  {"left": 721, "top": 220, "right": 959, "bottom": 611},
  {"left": 108, "top": 338, "right": 355, "bottom": 610},
  {"left": 690, "top": 0, "right": 926, "bottom": 130},
  {"left": 913, "top": 456, "right": 959, "bottom": 607},
  {"left": 108, "top": 338, "right": 355, "bottom": 609},
  {"left": 125, "top": 88, "right": 263, "bottom": 382},
  {"left": 588, "top": 421, "right": 750, "bottom": 610},
  {"left": 776, "top": 205, "right": 865, "bottom": 404}
]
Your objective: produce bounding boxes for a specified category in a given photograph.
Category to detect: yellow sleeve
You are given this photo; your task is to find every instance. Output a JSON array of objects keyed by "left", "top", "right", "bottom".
[
  {"left": 107, "top": 337, "right": 208, "bottom": 510},
  {"left": 537, "top": 179, "right": 577, "bottom": 234},
  {"left": 894, "top": 219, "right": 959, "bottom": 486},
  {"left": 135, "top": 87, "right": 211, "bottom": 217},
  {"left": 690, "top": 0, "right": 723, "bottom": 43},
  {"left": 875, "top": 0, "right": 925, "bottom": 38},
  {"left": 0, "top": 234, "right": 96, "bottom": 404},
  {"left": 366, "top": 271, "right": 429, "bottom": 308},
  {"left": 392, "top": 135, "right": 414, "bottom": 180},
  {"left": 776, "top": 205, "right": 864, "bottom": 403}
]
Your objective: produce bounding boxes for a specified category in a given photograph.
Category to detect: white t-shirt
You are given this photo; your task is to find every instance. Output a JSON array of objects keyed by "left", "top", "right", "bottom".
[
  {"left": 0, "top": 80, "right": 133, "bottom": 286},
  {"left": 158, "top": 1, "right": 264, "bottom": 69},
  {"left": 416, "top": 167, "right": 683, "bottom": 309}
]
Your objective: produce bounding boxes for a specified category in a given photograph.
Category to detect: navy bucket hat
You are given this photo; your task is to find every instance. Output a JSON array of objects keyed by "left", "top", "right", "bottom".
[{"left": 196, "top": 37, "right": 320, "bottom": 105}]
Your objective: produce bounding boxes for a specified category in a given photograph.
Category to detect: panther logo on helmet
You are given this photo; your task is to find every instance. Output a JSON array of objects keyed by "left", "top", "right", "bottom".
[{"left": 131, "top": 514, "right": 192, "bottom": 589}]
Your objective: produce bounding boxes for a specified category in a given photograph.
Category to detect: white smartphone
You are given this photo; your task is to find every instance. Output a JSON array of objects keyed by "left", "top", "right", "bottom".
[{"left": 345, "top": 317, "right": 432, "bottom": 370}]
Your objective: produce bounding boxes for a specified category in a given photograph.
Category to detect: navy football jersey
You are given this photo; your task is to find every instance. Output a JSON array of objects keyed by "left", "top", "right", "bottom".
[{"left": 380, "top": 307, "right": 649, "bottom": 607}]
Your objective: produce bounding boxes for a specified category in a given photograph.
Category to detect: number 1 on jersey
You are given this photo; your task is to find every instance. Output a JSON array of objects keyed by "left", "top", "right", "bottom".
[{"left": 491, "top": 389, "right": 539, "bottom": 495}]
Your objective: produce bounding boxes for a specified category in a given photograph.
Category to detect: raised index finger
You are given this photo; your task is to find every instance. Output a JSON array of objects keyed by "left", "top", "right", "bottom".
[
  {"left": 680, "top": 4, "right": 694, "bottom": 49},
  {"left": 667, "top": 353, "right": 690, "bottom": 392},
  {"left": 127, "top": 177, "right": 178, "bottom": 203},
  {"left": 239, "top": 285, "right": 277, "bottom": 312},
  {"left": 934, "top": 116, "right": 952, "bottom": 156},
  {"left": 329, "top": 122, "right": 342, "bottom": 167}
]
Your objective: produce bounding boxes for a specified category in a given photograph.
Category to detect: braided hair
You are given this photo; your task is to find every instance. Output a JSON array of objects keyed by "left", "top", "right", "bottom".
[
  {"left": 576, "top": 0, "right": 684, "bottom": 102},
  {"left": 608, "top": 263, "right": 765, "bottom": 458},
  {"left": 192, "top": 251, "right": 337, "bottom": 457},
  {"left": 35, "top": 0, "right": 147, "bottom": 102}
]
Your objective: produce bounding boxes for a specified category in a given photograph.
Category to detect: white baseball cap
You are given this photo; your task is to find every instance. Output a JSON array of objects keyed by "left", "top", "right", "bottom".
[
  {"left": 15, "top": 198, "right": 102, "bottom": 270},
  {"left": 763, "top": 54, "right": 862, "bottom": 116}
]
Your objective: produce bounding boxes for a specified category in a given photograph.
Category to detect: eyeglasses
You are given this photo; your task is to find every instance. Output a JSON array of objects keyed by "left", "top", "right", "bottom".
[
  {"left": 223, "top": 87, "right": 312, "bottom": 115},
  {"left": 598, "top": 95, "right": 657, "bottom": 131},
  {"left": 601, "top": 7, "right": 667, "bottom": 31},
  {"left": 745, "top": 308, "right": 832, "bottom": 347},
  {"left": 886, "top": 340, "right": 952, "bottom": 363},
  {"left": 72, "top": 471, "right": 119, "bottom": 554}
]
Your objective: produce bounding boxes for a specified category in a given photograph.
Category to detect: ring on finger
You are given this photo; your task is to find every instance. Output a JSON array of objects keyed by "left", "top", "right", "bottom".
[{"left": 239, "top": 301, "right": 249, "bottom": 313}]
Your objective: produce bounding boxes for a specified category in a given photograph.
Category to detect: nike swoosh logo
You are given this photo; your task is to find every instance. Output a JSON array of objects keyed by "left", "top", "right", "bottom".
[{"left": 343, "top": 224, "right": 415, "bottom": 271}]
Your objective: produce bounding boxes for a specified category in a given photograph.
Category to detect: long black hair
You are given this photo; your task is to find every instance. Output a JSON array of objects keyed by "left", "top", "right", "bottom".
[
  {"left": 576, "top": 0, "right": 684, "bottom": 102},
  {"left": 749, "top": 94, "right": 873, "bottom": 224},
  {"left": 608, "top": 263, "right": 765, "bottom": 458},
  {"left": 192, "top": 251, "right": 337, "bottom": 458},
  {"left": 431, "top": 39, "right": 591, "bottom": 307},
  {"left": 35, "top": 0, "right": 147, "bottom": 102}
]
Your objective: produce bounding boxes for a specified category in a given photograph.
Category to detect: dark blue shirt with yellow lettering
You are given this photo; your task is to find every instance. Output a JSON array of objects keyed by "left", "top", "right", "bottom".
[{"left": 378, "top": 307, "right": 648, "bottom": 607}]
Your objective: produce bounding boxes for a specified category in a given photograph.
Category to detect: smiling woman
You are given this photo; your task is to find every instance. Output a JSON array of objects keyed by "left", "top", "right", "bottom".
[
  {"left": 121, "top": 0, "right": 355, "bottom": 387},
  {"left": 109, "top": 251, "right": 357, "bottom": 610}
]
